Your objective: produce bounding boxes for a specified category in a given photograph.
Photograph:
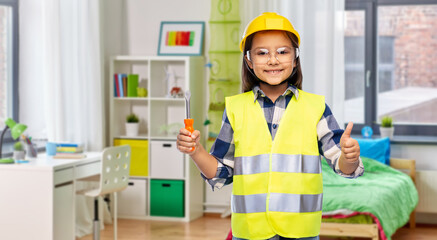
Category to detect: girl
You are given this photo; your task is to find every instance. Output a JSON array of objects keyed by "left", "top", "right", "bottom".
[{"left": 177, "top": 12, "right": 363, "bottom": 240}]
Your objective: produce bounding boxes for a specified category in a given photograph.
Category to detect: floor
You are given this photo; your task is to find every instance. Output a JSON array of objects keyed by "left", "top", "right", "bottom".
[{"left": 77, "top": 215, "right": 437, "bottom": 240}]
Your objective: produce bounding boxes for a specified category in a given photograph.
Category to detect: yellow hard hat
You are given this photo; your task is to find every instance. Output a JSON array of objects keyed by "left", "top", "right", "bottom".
[{"left": 239, "top": 12, "right": 301, "bottom": 52}]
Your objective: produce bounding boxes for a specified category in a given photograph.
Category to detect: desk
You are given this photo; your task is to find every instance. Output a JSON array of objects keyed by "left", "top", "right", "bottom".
[{"left": 0, "top": 152, "right": 101, "bottom": 240}]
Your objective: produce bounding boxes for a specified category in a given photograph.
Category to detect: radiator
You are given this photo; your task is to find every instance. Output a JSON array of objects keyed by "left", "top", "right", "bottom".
[{"left": 415, "top": 170, "right": 437, "bottom": 213}]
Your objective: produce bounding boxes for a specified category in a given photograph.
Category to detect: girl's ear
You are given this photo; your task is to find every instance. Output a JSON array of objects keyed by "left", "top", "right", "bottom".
[{"left": 245, "top": 55, "right": 253, "bottom": 69}]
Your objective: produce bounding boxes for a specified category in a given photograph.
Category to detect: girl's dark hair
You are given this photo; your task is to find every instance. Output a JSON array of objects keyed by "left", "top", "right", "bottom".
[{"left": 241, "top": 31, "right": 302, "bottom": 92}]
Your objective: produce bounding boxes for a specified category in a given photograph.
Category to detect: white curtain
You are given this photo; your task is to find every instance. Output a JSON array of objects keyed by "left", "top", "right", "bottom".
[
  {"left": 19, "top": 0, "right": 105, "bottom": 150},
  {"left": 241, "top": 0, "right": 345, "bottom": 126},
  {"left": 19, "top": 0, "right": 105, "bottom": 237}
]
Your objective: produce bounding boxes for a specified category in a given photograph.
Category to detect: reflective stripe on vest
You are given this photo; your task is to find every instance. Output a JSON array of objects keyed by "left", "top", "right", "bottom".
[
  {"left": 226, "top": 90, "right": 325, "bottom": 239},
  {"left": 234, "top": 154, "right": 322, "bottom": 175},
  {"left": 232, "top": 193, "right": 323, "bottom": 213}
]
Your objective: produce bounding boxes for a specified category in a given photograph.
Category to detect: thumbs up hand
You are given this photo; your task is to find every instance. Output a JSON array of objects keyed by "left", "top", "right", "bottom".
[{"left": 340, "top": 122, "right": 360, "bottom": 164}]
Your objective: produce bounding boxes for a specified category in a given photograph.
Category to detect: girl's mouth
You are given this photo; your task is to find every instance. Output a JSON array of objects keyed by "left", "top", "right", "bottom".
[{"left": 264, "top": 69, "right": 283, "bottom": 75}]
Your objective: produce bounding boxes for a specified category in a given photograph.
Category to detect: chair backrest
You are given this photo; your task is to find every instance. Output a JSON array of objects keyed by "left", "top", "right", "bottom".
[{"left": 98, "top": 145, "right": 131, "bottom": 195}]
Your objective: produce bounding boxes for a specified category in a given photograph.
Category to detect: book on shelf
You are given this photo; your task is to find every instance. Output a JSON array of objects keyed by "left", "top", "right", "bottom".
[
  {"left": 53, "top": 153, "right": 87, "bottom": 159},
  {"left": 114, "top": 73, "right": 137, "bottom": 98},
  {"left": 127, "top": 74, "right": 139, "bottom": 97},
  {"left": 114, "top": 74, "right": 120, "bottom": 97},
  {"left": 122, "top": 74, "right": 127, "bottom": 97},
  {"left": 118, "top": 73, "right": 124, "bottom": 97}
]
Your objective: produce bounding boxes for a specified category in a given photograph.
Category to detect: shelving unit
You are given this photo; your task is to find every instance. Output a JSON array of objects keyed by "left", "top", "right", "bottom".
[{"left": 109, "top": 55, "right": 205, "bottom": 222}]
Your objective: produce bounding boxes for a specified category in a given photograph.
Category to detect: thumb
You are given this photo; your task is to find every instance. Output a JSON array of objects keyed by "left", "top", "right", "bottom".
[{"left": 342, "top": 122, "right": 354, "bottom": 139}]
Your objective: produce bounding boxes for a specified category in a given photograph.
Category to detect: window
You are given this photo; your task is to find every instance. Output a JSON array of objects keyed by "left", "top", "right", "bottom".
[
  {"left": 0, "top": 0, "right": 18, "bottom": 144},
  {"left": 345, "top": 0, "right": 437, "bottom": 136}
]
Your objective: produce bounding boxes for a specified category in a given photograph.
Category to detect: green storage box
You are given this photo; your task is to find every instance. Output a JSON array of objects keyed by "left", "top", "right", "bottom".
[
  {"left": 209, "top": 22, "right": 241, "bottom": 52},
  {"left": 209, "top": 51, "right": 241, "bottom": 81},
  {"left": 150, "top": 179, "right": 184, "bottom": 217},
  {"left": 208, "top": 109, "right": 225, "bottom": 138},
  {"left": 210, "top": 0, "right": 240, "bottom": 22},
  {"left": 209, "top": 80, "right": 240, "bottom": 105}
]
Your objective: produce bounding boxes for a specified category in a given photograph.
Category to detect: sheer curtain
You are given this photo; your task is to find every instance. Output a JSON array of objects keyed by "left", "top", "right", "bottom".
[
  {"left": 241, "top": 0, "right": 345, "bottom": 126},
  {"left": 19, "top": 0, "right": 105, "bottom": 150},
  {"left": 19, "top": 0, "right": 105, "bottom": 237}
]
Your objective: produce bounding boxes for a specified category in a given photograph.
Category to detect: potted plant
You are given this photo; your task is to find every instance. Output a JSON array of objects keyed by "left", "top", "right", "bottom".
[
  {"left": 13, "top": 141, "right": 26, "bottom": 160},
  {"left": 125, "top": 113, "right": 139, "bottom": 137},
  {"left": 380, "top": 115, "right": 394, "bottom": 139}
]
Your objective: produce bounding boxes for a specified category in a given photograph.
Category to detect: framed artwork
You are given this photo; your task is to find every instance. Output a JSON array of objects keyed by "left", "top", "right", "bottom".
[{"left": 158, "top": 21, "right": 205, "bottom": 56}]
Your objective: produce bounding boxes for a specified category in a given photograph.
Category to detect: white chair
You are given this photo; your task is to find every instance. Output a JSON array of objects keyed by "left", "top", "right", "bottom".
[{"left": 78, "top": 145, "right": 131, "bottom": 240}]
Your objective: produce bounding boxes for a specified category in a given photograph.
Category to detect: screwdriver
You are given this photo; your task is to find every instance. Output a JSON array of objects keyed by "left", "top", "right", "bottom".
[{"left": 184, "top": 91, "right": 195, "bottom": 151}]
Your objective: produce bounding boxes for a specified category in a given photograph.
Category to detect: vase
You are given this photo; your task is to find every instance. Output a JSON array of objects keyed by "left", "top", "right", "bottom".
[
  {"left": 13, "top": 150, "right": 26, "bottom": 160},
  {"left": 379, "top": 127, "right": 394, "bottom": 140},
  {"left": 125, "top": 122, "right": 139, "bottom": 137}
]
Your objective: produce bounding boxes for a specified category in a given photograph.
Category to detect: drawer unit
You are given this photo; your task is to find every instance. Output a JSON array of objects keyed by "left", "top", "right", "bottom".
[
  {"left": 150, "top": 140, "right": 184, "bottom": 179},
  {"left": 150, "top": 179, "right": 184, "bottom": 217},
  {"left": 114, "top": 139, "right": 148, "bottom": 177},
  {"left": 76, "top": 161, "right": 100, "bottom": 179},
  {"left": 118, "top": 178, "right": 147, "bottom": 217},
  {"left": 54, "top": 167, "right": 74, "bottom": 186}
]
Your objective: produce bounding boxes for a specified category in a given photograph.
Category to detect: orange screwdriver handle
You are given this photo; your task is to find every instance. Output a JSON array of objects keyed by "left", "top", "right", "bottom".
[{"left": 184, "top": 118, "right": 195, "bottom": 151}]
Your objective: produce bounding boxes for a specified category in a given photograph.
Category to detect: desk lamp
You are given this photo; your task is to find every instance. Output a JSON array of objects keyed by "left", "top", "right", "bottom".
[{"left": 0, "top": 118, "right": 27, "bottom": 164}]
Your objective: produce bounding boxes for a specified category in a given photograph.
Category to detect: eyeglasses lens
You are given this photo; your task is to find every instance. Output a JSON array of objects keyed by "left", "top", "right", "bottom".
[{"left": 249, "top": 47, "right": 295, "bottom": 64}]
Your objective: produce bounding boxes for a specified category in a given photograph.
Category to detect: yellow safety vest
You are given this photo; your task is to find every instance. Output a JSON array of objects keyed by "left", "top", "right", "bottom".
[{"left": 226, "top": 89, "right": 325, "bottom": 239}]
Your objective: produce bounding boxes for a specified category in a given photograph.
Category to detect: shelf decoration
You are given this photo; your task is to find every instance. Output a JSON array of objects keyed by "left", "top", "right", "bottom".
[
  {"left": 158, "top": 21, "right": 205, "bottom": 56},
  {"left": 206, "top": 0, "right": 241, "bottom": 150},
  {"left": 126, "top": 113, "right": 140, "bottom": 137},
  {"left": 165, "top": 66, "right": 184, "bottom": 98}
]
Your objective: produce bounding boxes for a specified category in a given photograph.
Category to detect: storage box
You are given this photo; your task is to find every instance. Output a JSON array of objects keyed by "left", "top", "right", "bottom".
[
  {"left": 117, "top": 178, "right": 147, "bottom": 216},
  {"left": 208, "top": 109, "right": 225, "bottom": 138},
  {"left": 210, "top": 0, "right": 240, "bottom": 22},
  {"left": 114, "top": 139, "right": 148, "bottom": 176},
  {"left": 150, "top": 140, "right": 184, "bottom": 179},
  {"left": 150, "top": 179, "right": 184, "bottom": 217},
  {"left": 208, "top": 51, "right": 241, "bottom": 81},
  {"left": 209, "top": 80, "right": 240, "bottom": 105},
  {"left": 209, "top": 22, "right": 240, "bottom": 52}
]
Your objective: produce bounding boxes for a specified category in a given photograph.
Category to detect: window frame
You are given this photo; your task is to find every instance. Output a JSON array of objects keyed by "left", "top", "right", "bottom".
[
  {"left": 346, "top": 0, "right": 437, "bottom": 137},
  {"left": 0, "top": 0, "right": 19, "bottom": 145}
]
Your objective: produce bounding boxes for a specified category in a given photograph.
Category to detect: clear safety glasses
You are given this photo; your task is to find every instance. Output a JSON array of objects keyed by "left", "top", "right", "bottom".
[{"left": 247, "top": 47, "right": 299, "bottom": 65}]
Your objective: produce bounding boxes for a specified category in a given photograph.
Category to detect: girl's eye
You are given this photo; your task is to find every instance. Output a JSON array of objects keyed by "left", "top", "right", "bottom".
[
  {"left": 277, "top": 47, "right": 290, "bottom": 55},
  {"left": 256, "top": 49, "right": 269, "bottom": 56}
]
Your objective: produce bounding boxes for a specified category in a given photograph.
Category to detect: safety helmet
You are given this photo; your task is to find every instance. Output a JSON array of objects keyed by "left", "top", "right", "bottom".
[{"left": 239, "top": 12, "right": 301, "bottom": 52}]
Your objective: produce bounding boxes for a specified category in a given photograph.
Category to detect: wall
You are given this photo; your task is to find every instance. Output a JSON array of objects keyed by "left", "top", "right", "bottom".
[{"left": 123, "top": 0, "right": 210, "bottom": 56}]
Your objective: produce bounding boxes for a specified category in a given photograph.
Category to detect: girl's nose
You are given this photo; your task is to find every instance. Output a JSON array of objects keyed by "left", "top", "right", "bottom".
[{"left": 267, "top": 54, "right": 280, "bottom": 65}]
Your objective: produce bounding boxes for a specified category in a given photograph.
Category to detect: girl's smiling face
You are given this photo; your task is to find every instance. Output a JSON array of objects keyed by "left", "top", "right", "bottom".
[{"left": 245, "top": 30, "right": 297, "bottom": 86}]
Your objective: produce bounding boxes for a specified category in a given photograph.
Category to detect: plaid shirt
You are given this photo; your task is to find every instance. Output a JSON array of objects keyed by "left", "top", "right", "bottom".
[{"left": 203, "top": 85, "right": 364, "bottom": 190}]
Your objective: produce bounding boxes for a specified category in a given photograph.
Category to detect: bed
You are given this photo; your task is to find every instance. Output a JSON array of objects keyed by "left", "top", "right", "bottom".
[
  {"left": 320, "top": 156, "right": 418, "bottom": 240},
  {"left": 225, "top": 139, "right": 418, "bottom": 240}
]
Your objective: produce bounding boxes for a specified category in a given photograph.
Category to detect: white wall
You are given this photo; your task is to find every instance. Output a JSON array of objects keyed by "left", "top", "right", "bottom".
[
  {"left": 392, "top": 143, "right": 437, "bottom": 171},
  {"left": 123, "top": 0, "right": 211, "bottom": 55}
]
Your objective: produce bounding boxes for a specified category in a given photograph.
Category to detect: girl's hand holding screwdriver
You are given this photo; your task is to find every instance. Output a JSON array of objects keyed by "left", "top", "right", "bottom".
[{"left": 177, "top": 128, "right": 201, "bottom": 155}]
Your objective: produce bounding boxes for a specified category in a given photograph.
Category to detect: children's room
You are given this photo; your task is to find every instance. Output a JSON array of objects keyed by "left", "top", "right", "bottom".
[{"left": 1, "top": 0, "right": 437, "bottom": 239}]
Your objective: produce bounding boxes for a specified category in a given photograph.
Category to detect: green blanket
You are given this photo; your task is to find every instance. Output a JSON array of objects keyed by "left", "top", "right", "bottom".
[{"left": 322, "top": 157, "right": 418, "bottom": 240}]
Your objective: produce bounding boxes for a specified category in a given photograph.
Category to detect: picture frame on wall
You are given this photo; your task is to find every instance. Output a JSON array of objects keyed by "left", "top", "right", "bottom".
[{"left": 157, "top": 21, "right": 205, "bottom": 56}]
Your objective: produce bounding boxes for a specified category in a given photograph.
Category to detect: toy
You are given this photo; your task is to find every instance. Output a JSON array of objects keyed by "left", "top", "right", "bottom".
[{"left": 137, "top": 87, "right": 148, "bottom": 97}]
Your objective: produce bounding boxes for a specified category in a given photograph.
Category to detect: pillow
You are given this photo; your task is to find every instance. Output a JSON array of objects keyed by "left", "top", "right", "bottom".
[{"left": 356, "top": 137, "right": 391, "bottom": 165}]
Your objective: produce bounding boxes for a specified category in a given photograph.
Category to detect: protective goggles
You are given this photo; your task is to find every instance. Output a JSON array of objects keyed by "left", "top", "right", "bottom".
[{"left": 247, "top": 47, "right": 299, "bottom": 65}]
